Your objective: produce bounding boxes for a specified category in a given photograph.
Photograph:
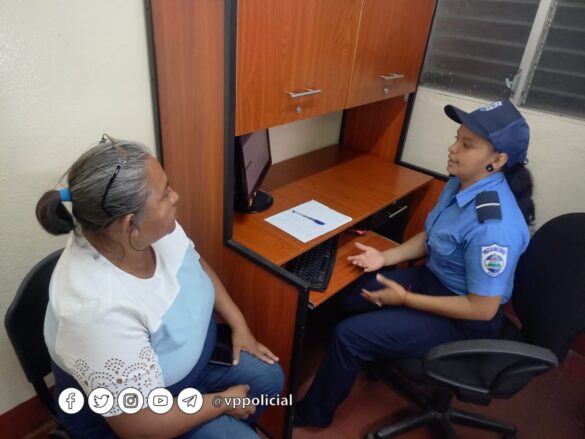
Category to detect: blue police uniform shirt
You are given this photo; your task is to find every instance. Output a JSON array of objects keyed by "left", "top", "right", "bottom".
[{"left": 425, "top": 172, "right": 529, "bottom": 304}]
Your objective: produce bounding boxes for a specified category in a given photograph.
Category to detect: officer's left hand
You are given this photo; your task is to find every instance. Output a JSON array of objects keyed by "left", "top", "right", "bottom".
[
  {"left": 361, "top": 273, "right": 407, "bottom": 307},
  {"left": 231, "top": 325, "right": 279, "bottom": 366}
]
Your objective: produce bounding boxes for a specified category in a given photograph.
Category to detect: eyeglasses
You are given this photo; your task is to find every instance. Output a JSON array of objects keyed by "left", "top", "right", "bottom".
[{"left": 99, "top": 134, "right": 127, "bottom": 217}]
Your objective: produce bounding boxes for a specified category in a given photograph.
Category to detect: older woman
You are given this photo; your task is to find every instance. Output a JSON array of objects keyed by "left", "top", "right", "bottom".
[
  {"left": 37, "top": 135, "right": 283, "bottom": 438},
  {"left": 295, "top": 100, "right": 534, "bottom": 428}
]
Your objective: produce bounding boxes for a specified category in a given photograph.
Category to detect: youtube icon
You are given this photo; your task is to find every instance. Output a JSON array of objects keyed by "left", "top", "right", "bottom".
[{"left": 147, "top": 388, "right": 173, "bottom": 414}]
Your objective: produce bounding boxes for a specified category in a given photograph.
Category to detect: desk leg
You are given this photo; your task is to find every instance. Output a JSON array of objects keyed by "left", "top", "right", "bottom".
[
  {"left": 220, "top": 248, "right": 310, "bottom": 439},
  {"left": 282, "top": 287, "right": 311, "bottom": 439}
]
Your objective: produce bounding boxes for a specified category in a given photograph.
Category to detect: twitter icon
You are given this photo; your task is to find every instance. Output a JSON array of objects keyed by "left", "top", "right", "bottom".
[
  {"left": 88, "top": 388, "right": 115, "bottom": 414},
  {"left": 94, "top": 394, "right": 110, "bottom": 408}
]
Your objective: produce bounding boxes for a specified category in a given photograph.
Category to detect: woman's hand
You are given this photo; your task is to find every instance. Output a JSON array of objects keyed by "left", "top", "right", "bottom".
[
  {"left": 360, "top": 273, "right": 408, "bottom": 307},
  {"left": 348, "top": 242, "right": 386, "bottom": 272},
  {"left": 231, "top": 325, "right": 279, "bottom": 365},
  {"left": 219, "top": 384, "right": 257, "bottom": 420}
]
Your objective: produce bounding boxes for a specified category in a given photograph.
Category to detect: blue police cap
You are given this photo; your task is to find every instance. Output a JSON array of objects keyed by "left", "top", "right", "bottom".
[{"left": 444, "top": 100, "right": 530, "bottom": 167}]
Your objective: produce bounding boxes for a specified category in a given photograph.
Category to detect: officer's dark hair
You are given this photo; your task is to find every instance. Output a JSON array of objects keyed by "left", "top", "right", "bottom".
[
  {"left": 503, "top": 163, "right": 535, "bottom": 227},
  {"left": 36, "top": 137, "right": 151, "bottom": 236}
]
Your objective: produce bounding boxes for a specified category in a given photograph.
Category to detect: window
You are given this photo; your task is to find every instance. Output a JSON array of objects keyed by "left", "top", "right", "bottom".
[
  {"left": 420, "top": 0, "right": 585, "bottom": 119},
  {"left": 523, "top": 1, "right": 585, "bottom": 119}
]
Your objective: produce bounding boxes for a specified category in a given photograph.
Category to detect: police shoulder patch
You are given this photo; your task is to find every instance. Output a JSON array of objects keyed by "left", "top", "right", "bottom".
[
  {"left": 475, "top": 191, "right": 502, "bottom": 223},
  {"left": 481, "top": 244, "right": 508, "bottom": 277}
]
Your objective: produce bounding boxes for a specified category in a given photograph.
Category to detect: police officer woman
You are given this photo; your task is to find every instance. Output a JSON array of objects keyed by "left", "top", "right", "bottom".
[{"left": 295, "top": 100, "right": 534, "bottom": 428}]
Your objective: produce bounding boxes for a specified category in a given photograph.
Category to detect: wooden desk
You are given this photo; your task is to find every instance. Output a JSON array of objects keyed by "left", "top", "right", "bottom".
[
  {"left": 232, "top": 144, "right": 433, "bottom": 307},
  {"left": 307, "top": 231, "right": 399, "bottom": 308},
  {"left": 226, "top": 145, "right": 433, "bottom": 436}
]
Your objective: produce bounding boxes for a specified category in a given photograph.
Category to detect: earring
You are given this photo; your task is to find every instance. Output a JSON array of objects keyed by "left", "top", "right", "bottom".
[{"left": 486, "top": 164, "right": 494, "bottom": 172}]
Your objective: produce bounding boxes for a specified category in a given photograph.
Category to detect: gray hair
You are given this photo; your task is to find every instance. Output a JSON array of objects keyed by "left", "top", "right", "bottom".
[
  {"left": 36, "top": 136, "right": 152, "bottom": 235},
  {"left": 69, "top": 137, "right": 151, "bottom": 231}
]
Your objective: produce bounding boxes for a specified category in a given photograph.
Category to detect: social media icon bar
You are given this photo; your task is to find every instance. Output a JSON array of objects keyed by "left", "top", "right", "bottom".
[
  {"left": 147, "top": 388, "right": 173, "bottom": 414},
  {"left": 88, "top": 388, "right": 114, "bottom": 414},
  {"left": 117, "top": 388, "right": 144, "bottom": 414},
  {"left": 58, "top": 388, "right": 85, "bottom": 414},
  {"left": 177, "top": 388, "right": 203, "bottom": 414}
]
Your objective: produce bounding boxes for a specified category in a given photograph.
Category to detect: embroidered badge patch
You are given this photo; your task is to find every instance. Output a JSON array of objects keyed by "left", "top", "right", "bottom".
[
  {"left": 479, "top": 101, "right": 503, "bottom": 112},
  {"left": 481, "top": 244, "right": 508, "bottom": 277}
]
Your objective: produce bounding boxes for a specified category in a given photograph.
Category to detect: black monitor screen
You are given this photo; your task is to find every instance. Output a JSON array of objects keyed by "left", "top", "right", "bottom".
[
  {"left": 234, "top": 129, "right": 273, "bottom": 213},
  {"left": 242, "top": 130, "right": 270, "bottom": 198}
]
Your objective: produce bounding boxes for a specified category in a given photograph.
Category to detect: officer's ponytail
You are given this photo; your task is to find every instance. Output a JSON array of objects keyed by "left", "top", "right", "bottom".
[{"left": 503, "top": 163, "right": 535, "bottom": 227}]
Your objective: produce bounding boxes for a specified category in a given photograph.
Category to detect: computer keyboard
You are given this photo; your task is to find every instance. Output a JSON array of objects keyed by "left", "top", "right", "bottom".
[{"left": 287, "top": 235, "right": 339, "bottom": 291}]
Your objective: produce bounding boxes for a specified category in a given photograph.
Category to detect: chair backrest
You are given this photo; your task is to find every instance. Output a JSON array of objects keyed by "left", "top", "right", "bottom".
[
  {"left": 4, "top": 249, "right": 63, "bottom": 420},
  {"left": 512, "top": 213, "right": 585, "bottom": 361}
]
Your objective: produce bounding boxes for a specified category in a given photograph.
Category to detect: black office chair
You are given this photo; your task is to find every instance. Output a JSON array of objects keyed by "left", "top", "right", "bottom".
[
  {"left": 4, "top": 249, "right": 70, "bottom": 439},
  {"left": 367, "top": 212, "right": 585, "bottom": 439}
]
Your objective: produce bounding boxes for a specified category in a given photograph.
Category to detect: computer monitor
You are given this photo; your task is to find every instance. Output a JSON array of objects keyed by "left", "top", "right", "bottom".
[{"left": 234, "top": 128, "right": 273, "bottom": 213}]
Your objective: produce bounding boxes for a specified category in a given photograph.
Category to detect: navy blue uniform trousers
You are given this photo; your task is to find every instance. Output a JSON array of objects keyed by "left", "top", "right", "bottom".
[{"left": 296, "top": 265, "right": 504, "bottom": 427}]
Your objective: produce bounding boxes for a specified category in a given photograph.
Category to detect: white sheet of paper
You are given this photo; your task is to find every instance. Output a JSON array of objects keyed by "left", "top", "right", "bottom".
[{"left": 264, "top": 200, "right": 352, "bottom": 243}]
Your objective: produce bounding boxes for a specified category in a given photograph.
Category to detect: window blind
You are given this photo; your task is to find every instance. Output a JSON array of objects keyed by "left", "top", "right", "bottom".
[
  {"left": 421, "top": 0, "right": 540, "bottom": 100},
  {"left": 523, "top": 1, "right": 585, "bottom": 118}
]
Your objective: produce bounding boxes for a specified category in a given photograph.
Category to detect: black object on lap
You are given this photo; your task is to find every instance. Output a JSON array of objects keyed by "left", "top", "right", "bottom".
[{"left": 210, "top": 323, "right": 234, "bottom": 367}]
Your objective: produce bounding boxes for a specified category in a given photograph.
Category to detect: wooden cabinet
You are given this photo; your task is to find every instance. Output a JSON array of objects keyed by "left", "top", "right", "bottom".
[
  {"left": 236, "top": 0, "right": 436, "bottom": 133},
  {"left": 236, "top": 0, "right": 362, "bottom": 135},
  {"left": 345, "top": 0, "right": 436, "bottom": 108}
]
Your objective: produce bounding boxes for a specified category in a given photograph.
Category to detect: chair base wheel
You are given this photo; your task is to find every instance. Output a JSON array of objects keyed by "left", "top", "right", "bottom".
[{"left": 366, "top": 407, "right": 518, "bottom": 439}]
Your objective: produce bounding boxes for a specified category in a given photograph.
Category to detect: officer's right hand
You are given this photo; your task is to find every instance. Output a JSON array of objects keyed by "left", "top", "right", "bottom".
[
  {"left": 220, "top": 384, "right": 256, "bottom": 420},
  {"left": 348, "top": 242, "right": 385, "bottom": 272}
]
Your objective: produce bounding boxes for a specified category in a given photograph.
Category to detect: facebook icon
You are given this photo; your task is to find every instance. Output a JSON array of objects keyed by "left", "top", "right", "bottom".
[
  {"left": 58, "top": 388, "right": 84, "bottom": 414},
  {"left": 66, "top": 392, "right": 76, "bottom": 410}
]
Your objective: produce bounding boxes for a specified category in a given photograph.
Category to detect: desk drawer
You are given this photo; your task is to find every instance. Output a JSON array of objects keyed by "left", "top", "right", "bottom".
[{"left": 359, "top": 200, "right": 409, "bottom": 243}]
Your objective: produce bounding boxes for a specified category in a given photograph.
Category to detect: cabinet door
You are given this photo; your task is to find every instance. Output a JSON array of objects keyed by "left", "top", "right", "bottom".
[
  {"left": 345, "top": 0, "right": 436, "bottom": 109},
  {"left": 235, "top": 0, "right": 361, "bottom": 135}
]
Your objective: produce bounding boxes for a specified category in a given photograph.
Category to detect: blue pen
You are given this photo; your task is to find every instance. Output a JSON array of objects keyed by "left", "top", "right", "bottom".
[{"left": 292, "top": 210, "right": 325, "bottom": 225}]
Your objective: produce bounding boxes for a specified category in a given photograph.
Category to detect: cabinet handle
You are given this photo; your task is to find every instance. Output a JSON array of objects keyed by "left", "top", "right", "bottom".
[
  {"left": 378, "top": 74, "right": 405, "bottom": 81},
  {"left": 286, "top": 88, "right": 322, "bottom": 99},
  {"left": 387, "top": 205, "right": 408, "bottom": 220}
]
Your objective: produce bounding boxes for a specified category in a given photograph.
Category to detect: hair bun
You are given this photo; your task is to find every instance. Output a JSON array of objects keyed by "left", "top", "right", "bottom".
[{"left": 36, "top": 190, "right": 75, "bottom": 235}]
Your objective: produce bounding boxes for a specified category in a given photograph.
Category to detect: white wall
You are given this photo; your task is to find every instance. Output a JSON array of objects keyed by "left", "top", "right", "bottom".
[
  {"left": 0, "top": 0, "right": 155, "bottom": 415},
  {"left": 269, "top": 112, "right": 343, "bottom": 164},
  {"left": 402, "top": 87, "right": 585, "bottom": 228}
]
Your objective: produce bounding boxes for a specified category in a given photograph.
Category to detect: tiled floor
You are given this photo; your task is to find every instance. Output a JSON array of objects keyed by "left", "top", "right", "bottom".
[{"left": 292, "top": 350, "right": 585, "bottom": 439}]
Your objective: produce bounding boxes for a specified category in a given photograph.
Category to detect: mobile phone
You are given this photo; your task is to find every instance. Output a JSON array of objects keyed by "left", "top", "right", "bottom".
[{"left": 209, "top": 324, "right": 233, "bottom": 366}]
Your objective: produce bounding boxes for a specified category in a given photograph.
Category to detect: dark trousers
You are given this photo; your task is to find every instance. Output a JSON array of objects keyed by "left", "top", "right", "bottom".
[{"left": 296, "top": 265, "right": 504, "bottom": 427}]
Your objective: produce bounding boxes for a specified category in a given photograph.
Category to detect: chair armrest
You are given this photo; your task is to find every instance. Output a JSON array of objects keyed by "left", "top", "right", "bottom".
[{"left": 422, "top": 339, "right": 558, "bottom": 396}]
